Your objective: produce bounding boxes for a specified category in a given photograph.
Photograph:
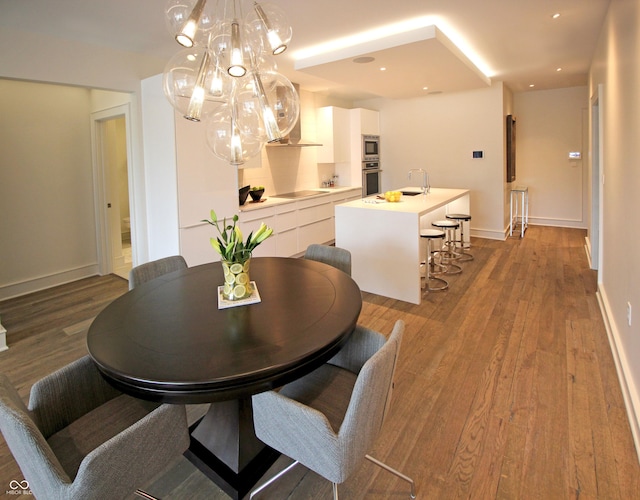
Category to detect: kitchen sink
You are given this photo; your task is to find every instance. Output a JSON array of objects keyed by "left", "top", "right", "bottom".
[{"left": 401, "top": 191, "right": 422, "bottom": 196}]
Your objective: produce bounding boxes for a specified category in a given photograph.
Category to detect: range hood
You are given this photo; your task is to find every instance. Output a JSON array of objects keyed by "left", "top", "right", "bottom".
[{"left": 267, "top": 83, "right": 322, "bottom": 147}]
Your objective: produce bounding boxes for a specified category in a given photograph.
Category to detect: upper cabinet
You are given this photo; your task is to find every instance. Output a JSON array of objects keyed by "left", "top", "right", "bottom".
[
  {"left": 351, "top": 108, "right": 380, "bottom": 135},
  {"left": 316, "top": 106, "right": 351, "bottom": 163}
]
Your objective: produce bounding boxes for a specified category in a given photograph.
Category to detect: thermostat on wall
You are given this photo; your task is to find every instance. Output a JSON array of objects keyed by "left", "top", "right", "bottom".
[
  {"left": 568, "top": 151, "right": 581, "bottom": 159},
  {"left": 472, "top": 150, "right": 484, "bottom": 159}
]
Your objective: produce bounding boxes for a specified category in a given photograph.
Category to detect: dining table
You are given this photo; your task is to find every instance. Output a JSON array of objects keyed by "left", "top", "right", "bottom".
[{"left": 87, "top": 256, "right": 362, "bottom": 499}]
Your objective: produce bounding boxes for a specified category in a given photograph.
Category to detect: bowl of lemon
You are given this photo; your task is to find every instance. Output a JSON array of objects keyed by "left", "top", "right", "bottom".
[{"left": 384, "top": 191, "right": 402, "bottom": 202}]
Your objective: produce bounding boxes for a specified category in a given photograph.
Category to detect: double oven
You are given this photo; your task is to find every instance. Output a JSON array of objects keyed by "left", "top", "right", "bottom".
[{"left": 362, "top": 134, "right": 381, "bottom": 197}]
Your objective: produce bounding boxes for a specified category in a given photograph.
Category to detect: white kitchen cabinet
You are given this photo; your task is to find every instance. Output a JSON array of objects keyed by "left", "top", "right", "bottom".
[
  {"left": 316, "top": 106, "right": 350, "bottom": 163},
  {"left": 238, "top": 207, "right": 276, "bottom": 257},
  {"left": 174, "top": 114, "right": 238, "bottom": 266},
  {"left": 351, "top": 108, "right": 380, "bottom": 135},
  {"left": 141, "top": 74, "right": 239, "bottom": 267},
  {"left": 276, "top": 228, "right": 298, "bottom": 257},
  {"left": 297, "top": 197, "right": 334, "bottom": 251}
]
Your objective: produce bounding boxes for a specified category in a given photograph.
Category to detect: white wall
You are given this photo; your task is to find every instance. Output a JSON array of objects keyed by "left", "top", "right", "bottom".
[
  {"left": 0, "top": 80, "right": 97, "bottom": 299},
  {"left": 589, "top": 0, "right": 640, "bottom": 451},
  {"left": 514, "top": 87, "right": 588, "bottom": 229},
  {"left": 140, "top": 75, "right": 180, "bottom": 261},
  {"left": 358, "top": 82, "right": 507, "bottom": 239}
]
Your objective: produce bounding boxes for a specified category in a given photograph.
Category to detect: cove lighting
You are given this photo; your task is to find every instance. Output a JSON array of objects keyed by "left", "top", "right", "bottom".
[{"left": 293, "top": 16, "right": 494, "bottom": 79}]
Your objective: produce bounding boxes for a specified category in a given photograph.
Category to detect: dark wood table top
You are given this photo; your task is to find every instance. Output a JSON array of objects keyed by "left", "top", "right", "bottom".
[{"left": 87, "top": 257, "right": 362, "bottom": 403}]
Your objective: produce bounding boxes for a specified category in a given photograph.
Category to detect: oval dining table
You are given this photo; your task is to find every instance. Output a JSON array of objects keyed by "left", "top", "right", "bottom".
[{"left": 87, "top": 257, "right": 362, "bottom": 499}]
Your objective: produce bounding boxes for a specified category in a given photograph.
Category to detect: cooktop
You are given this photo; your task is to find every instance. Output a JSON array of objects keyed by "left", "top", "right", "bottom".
[{"left": 275, "top": 190, "right": 326, "bottom": 199}]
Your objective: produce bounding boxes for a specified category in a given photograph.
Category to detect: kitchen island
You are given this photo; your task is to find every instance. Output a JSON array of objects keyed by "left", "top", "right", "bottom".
[{"left": 335, "top": 187, "right": 470, "bottom": 304}]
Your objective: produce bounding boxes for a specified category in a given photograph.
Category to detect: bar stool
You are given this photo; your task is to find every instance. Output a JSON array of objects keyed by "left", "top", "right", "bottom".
[
  {"left": 445, "top": 213, "right": 473, "bottom": 261},
  {"left": 509, "top": 186, "right": 528, "bottom": 237},
  {"left": 431, "top": 220, "right": 462, "bottom": 275},
  {"left": 420, "top": 229, "right": 448, "bottom": 292}
]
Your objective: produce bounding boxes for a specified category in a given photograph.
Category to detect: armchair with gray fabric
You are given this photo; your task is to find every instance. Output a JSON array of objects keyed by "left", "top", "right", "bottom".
[
  {"left": 251, "top": 319, "right": 415, "bottom": 499},
  {"left": 304, "top": 244, "right": 352, "bottom": 276},
  {"left": 128, "top": 255, "right": 188, "bottom": 290},
  {"left": 0, "top": 355, "right": 190, "bottom": 500}
]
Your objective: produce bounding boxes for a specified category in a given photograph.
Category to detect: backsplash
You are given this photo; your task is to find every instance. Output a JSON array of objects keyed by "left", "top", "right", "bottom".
[{"left": 238, "top": 89, "right": 350, "bottom": 199}]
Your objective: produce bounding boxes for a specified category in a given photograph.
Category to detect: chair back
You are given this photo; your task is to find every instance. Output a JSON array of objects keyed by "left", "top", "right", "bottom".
[
  {"left": 129, "top": 255, "right": 187, "bottom": 289},
  {"left": 338, "top": 320, "right": 404, "bottom": 473},
  {"left": 304, "top": 244, "right": 351, "bottom": 276},
  {"left": 0, "top": 375, "right": 71, "bottom": 493}
]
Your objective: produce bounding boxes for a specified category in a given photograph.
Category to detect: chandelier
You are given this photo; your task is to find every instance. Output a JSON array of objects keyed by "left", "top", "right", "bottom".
[{"left": 162, "top": 0, "right": 300, "bottom": 165}]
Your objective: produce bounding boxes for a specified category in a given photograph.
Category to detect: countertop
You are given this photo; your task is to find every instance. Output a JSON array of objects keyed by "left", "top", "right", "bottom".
[
  {"left": 337, "top": 187, "right": 469, "bottom": 216},
  {"left": 239, "top": 186, "right": 361, "bottom": 212}
]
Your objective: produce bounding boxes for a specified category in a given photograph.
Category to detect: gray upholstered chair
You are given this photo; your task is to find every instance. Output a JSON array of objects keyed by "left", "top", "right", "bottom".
[
  {"left": 0, "top": 355, "right": 190, "bottom": 500},
  {"left": 128, "top": 255, "right": 187, "bottom": 290},
  {"left": 251, "top": 320, "right": 415, "bottom": 499},
  {"left": 304, "top": 244, "right": 352, "bottom": 276}
]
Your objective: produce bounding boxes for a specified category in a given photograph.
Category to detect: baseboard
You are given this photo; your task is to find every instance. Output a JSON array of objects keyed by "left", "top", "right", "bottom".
[
  {"left": 0, "top": 319, "right": 7, "bottom": 352},
  {"left": 0, "top": 264, "right": 100, "bottom": 302},
  {"left": 469, "top": 228, "right": 506, "bottom": 241},
  {"left": 597, "top": 286, "right": 640, "bottom": 464},
  {"left": 584, "top": 236, "right": 593, "bottom": 269}
]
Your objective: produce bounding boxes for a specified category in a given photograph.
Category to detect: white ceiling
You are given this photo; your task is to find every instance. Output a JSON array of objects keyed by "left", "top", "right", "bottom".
[{"left": 0, "top": 0, "right": 611, "bottom": 100}]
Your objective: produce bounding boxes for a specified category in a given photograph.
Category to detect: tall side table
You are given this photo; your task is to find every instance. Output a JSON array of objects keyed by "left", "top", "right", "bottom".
[{"left": 510, "top": 186, "right": 529, "bottom": 237}]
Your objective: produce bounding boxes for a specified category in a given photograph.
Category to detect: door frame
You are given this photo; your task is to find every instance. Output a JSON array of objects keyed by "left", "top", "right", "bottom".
[
  {"left": 590, "top": 84, "right": 604, "bottom": 280},
  {"left": 91, "top": 103, "right": 135, "bottom": 275}
]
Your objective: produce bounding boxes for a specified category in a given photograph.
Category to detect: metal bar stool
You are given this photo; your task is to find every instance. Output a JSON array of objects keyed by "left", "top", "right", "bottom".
[
  {"left": 509, "top": 186, "right": 528, "bottom": 237},
  {"left": 420, "top": 229, "right": 448, "bottom": 292},
  {"left": 445, "top": 213, "right": 473, "bottom": 261},
  {"left": 431, "top": 220, "right": 462, "bottom": 274}
]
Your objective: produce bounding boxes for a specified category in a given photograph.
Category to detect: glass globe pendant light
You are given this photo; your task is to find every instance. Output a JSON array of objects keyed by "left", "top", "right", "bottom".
[
  {"left": 165, "top": 0, "right": 215, "bottom": 48},
  {"left": 247, "top": 2, "right": 292, "bottom": 55},
  {"left": 163, "top": 0, "right": 298, "bottom": 166}
]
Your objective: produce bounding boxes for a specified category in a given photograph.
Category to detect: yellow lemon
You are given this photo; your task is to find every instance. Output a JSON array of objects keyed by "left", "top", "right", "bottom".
[
  {"left": 225, "top": 273, "right": 235, "bottom": 284},
  {"left": 236, "top": 272, "right": 249, "bottom": 285},
  {"left": 230, "top": 263, "right": 243, "bottom": 274},
  {"left": 233, "top": 284, "right": 247, "bottom": 298}
]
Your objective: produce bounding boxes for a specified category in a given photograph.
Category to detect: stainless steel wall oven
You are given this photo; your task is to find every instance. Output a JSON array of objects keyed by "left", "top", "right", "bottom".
[{"left": 362, "top": 161, "right": 381, "bottom": 197}]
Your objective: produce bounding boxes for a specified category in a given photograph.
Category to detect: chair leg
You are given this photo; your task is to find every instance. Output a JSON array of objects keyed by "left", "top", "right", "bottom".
[
  {"left": 333, "top": 482, "right": 339, "bottom": 499},
  {"left": 134, "top": 490, "right": 159, "bottom": 500},
  {"left": 249, "top": 460, "right": 300, "bottom": 499},
  {"left": 365, "top": 454, "right": 416, "bottom": 499}
]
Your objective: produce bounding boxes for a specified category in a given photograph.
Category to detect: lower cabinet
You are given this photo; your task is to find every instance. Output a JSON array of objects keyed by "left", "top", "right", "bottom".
[{"left": 238, "top": 189, "right": 361, "bottom": 257}]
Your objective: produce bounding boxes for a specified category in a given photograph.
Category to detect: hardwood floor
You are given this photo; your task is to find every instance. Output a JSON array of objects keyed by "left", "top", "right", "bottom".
[{"left": 1, "top": 226, "right": 638, "bottom": 499}]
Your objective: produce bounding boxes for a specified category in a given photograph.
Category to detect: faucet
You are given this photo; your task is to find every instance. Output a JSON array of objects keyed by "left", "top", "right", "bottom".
[{"left": 408, "top": 168, "right": 430, "bottom": 194}]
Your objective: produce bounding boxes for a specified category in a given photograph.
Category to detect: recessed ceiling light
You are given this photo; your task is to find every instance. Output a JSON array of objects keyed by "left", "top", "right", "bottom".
[
  {"left": 353, "top": 56, "right": 375, "bottom": 64},
  {"left": 552, "top": 13, "right": 560, "bottom": 19},
  {"left": 529, "top": 84, "right": 535, "bottom": 88},
  {"left": 380, "top": 67, "right": 387, "bottom": 71},
  {"left": 423, "top": 86, "right": 429, "bottom": 91},
  {"left": 556, "top": 67, "right": 562, "bottom": 72}
]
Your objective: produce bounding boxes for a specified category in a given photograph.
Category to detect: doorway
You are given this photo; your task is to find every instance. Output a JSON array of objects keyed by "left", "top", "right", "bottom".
[{"left": 91, "top": 105, "right": 134, "bottom": 279}]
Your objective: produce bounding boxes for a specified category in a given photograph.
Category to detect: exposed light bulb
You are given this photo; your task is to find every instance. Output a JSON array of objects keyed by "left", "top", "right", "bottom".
[
  {"left": 176, "top": 0, "right": 208, "bottom": 47},
  {"left": 252, "top": 71, "right": 281, "bottom": 142},
  {"left": 254, "top": 3, "right": 287, "bottom": 55},
  {"left": 228, "top": 20, "right": 247, "bottom": 77},
  {"left": 184, "top": 50, "right": 211, "bottom": 121}
]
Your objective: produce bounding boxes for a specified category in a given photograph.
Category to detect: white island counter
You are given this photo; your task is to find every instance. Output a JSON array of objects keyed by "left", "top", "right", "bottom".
[{"left": 335, "top": 187, "right": 470, "bottom": 304}]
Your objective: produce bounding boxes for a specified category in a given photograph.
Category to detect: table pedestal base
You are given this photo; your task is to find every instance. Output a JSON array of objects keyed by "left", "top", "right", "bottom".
[{"left": 184, "top": 398, "right": 280, "bottom": 499}]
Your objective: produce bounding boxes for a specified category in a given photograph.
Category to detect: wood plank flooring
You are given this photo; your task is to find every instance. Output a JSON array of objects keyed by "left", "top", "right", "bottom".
[{"left": 0, "top": 226, "right": 638, "bottom": 499}]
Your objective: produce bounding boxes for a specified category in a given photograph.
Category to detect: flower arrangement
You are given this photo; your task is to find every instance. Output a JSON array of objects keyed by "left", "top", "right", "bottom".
[{"left": 202, "top": 210, "right": 273, "bottom": 263}]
